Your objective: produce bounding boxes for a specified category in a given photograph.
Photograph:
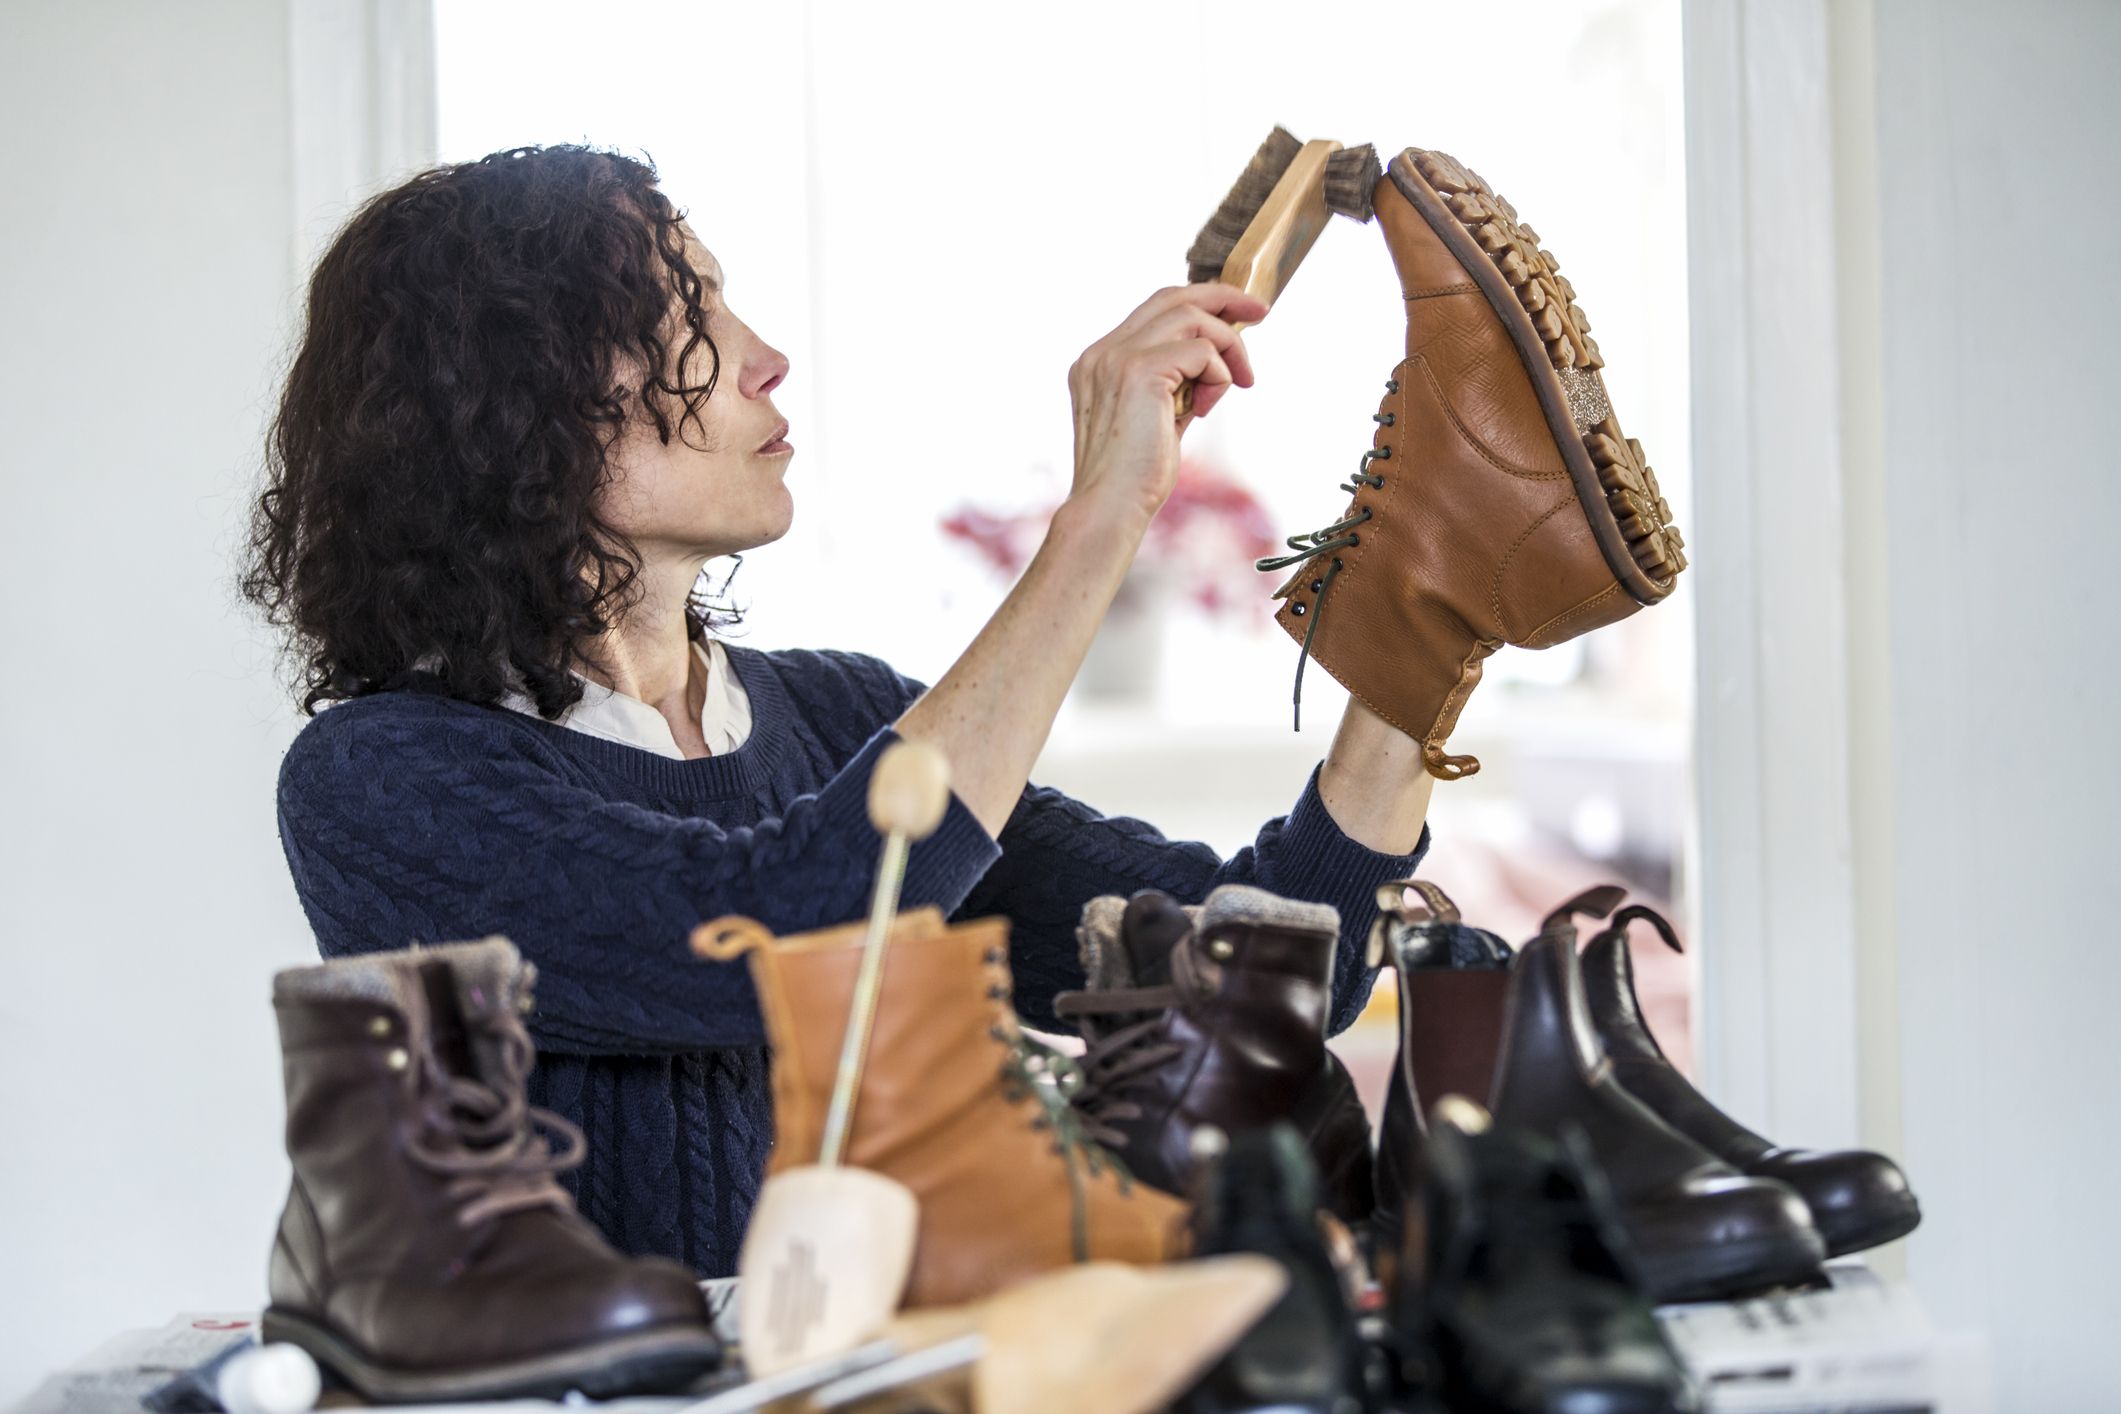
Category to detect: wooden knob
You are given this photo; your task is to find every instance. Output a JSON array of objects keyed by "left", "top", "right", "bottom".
[{"left": 869, "top": 739, "right": 951, "bottom": 840}]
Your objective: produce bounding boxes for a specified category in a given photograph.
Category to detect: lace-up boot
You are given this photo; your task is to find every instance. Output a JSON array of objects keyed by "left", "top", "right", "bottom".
[
  {"left": 694, "top": 907, "right": 1186, "bottom": 1309},
  {"left": 1580, "top": 907, "right": 1921, "bottom": 1256},
  {"left": 1371, "top": 884, "right": 1827, "bottom": 1304},
  {"left": 1053, "top": 885, "right": 1376, "bottom": 1225},
  {"left": 262, "top": 939, "right": 721, "bottom": 1402},
  {"left": 1262, "top": 148, "right": 1686, "bottom": 778}
]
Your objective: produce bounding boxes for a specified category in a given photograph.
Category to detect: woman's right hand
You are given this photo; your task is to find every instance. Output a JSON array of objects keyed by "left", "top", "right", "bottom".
[{"left": 1065, "top": 282, "right": 1268, "bottom": 526}]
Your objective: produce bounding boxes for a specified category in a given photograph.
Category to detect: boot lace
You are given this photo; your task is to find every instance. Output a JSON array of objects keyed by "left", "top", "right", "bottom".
[
  {"left": 404, "top": 1001, "right": 586, "bottom": 1228},
  {"left": 1050, "top": 984, "right": 1188, "bottom": 1150},
  {"left": 1254, "top": 376, "right": 1399, "bottom": 731},
  {"left": 982, "top": 950, "right": 1140, "bottom": 1261}
]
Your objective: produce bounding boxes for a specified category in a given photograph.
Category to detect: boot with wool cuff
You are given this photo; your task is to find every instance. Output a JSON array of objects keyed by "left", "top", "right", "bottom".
[
  {"left": 263, "top": 938, "right": 723, "bottom": 1403},
  {"left": 1054, "top": 884, "right": 1377, "bottom": 1225}
]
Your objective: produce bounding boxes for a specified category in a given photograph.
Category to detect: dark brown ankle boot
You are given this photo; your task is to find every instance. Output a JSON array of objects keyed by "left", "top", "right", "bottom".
[
  {"left": 1054, "top": 885, "right": 1376, "bottom": 1225},
  {"left": 263, "top": 939, "right": 721, "bottom": 1402},
  {"left": 1580, "top": 907, "right": 1921, "bottom": 1257},
  {"left": 1372, "top": 885, "right": 1827, "bottom": 1304}
]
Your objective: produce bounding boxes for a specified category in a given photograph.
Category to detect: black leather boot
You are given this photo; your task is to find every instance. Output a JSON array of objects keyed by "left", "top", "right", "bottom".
[
  {"left": 1175, "top": 1124, "right": 1372, "bottom": 1414},
  {"left": 1373, "top": 882, "right": 1827, "bottom": 1303},
  {"left": 1389, "top": 1097, "right": 1700, "bottom": 1414},
  {"left": 264, "top": 939, "right": 722, "bottom": 1402},
  {"left": 1056, "top": 884, "right": 1376, "bottom": 1224},
  {"left": 1580, "top": 905, "right": 1921, "bottom": 1256}
]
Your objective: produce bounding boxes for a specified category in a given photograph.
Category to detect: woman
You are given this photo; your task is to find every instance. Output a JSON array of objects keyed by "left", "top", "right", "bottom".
[{"left": 243, "top": 143, "right": 1436, "bottom": 1275}]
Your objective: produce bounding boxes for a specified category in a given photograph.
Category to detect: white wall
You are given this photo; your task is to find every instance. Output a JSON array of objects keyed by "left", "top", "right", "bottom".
[
  {"left": 1689, "top": 1, "right": 2121, "bottom": 1406},
  {"left": 0, "top": 1, "right": 312, "bottom": 1403},
  {"left": 1869, "top": 1, "right": 2121, "bottom": 1405}
]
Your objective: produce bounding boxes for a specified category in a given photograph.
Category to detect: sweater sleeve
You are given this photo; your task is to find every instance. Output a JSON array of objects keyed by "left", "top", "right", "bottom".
[
  {"left": 276, "top": 700, "right": 1000, "bottom": 1057},
  {"left": 952, "top": 768, "right": 1430, "bottom": 1036},
  {"left": 869, "top": 663, "right": 1431, "bottom": 1036}
]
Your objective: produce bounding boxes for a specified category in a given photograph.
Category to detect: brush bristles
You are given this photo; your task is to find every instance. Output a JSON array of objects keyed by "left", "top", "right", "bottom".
[
  {"left": 1185, "top": 126, "right": 1303, "bottom": 285},
  {"left": 1323, "top": 143, "right": 1381, "bottom": 223},
  {"left": 1185, "top": 133, "right": 1384, "bottom": 284}
]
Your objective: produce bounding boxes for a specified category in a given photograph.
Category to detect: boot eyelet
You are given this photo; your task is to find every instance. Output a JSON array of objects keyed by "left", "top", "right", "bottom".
[
  {"left": 1290, "top": 603, "right": 1307, "bottom": 617},
  {"left": 385, "top": 1047, "right": 410, "bottom": 1072},
  {"left": 1385, "top": 378, "right": 1400, "bottom": 392},
  {"left": 1374, "top": 412, "right": 1396, "bottom": 426},
  {"left": 1309, "top": 579, "right": 1323, "bottom": 592},
  {"left": 367, "top": 1016, "right": 392, "bottom": 1038},
  {"left": 1208, "top": 937, "right": 1235, "bottom": 960},
  {"left": 1376, "top": 445, "right": 1391, "bottom": 459}
]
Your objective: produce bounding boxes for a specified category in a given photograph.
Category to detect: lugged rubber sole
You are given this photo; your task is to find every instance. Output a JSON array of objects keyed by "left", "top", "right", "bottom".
[
  {"left": 1390, "top": 148, "right": 1686, "bottom": 603},
  {"left": 259, "top": 1307, "right": 723, "bottom": 1404}
]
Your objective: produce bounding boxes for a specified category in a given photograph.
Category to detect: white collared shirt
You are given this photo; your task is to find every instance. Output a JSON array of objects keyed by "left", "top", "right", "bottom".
[{"left": 497, "top": 637, "right": 753, "bottom": 760}]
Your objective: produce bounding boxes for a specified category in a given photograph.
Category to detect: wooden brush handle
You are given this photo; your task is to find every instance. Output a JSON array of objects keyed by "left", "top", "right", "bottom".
[
  {"left": 819, "top": 739, "right": 954, "bottom": 1167},
  {"left": 1173, "top": 139, "right": 1343, "bottom": 421}
]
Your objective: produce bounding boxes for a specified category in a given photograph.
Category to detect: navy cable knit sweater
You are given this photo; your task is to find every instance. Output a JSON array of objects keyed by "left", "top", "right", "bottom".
[{"left": 275, "top": 642, "right": 1431, "bottom": 1276}]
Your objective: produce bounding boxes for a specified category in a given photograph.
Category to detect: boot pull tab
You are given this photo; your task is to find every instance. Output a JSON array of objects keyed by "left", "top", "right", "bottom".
[
  {"left": 1422, "top": 742, "right": 1481, "bottom": 780},
  {"left": 1377, "top": 878, "right": 1461, "bottom": 923},
  {"left": 1538, "top": 884, "right": 1628, "bottom": 936},
  {"left": 1611, "top": 904, "right": 1684, "bottom": 955},
  {"left": 691, "top": 915, "right": 775, "bottom": 962},
  {"left": 1366, "top": 878, "right": 1460, "bottom": 965}
]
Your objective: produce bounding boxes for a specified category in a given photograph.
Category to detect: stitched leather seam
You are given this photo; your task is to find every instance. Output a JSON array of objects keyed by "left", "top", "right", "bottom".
[
  {"left": 1490, "top": 496, "right": 1577, "bottom": 633},
  {"left": 1403, "top": 281, "right": 1479, "bottom": 301},
  {"left": 1414, "top": 356, "right": 1570, "bottom": 482},
  {"left": 1524, "top": 581, "right": 1625, "bottom": 646},
  {"left": 1428, "top": 637, "right": 1502, "bottom": 746}
]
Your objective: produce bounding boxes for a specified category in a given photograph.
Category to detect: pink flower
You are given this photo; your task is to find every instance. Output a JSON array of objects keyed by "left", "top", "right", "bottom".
[{"left": 942, "top": 455, "right": 1278, "bottom": 624}]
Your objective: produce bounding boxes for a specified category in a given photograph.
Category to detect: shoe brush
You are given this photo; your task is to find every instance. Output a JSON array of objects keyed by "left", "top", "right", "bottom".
[
  {"left": 691, "top": 739, "right": 953, "bottom": 1378},
  {"left": 1175, "top": 126, "right": 1382, "bottom": 419}
]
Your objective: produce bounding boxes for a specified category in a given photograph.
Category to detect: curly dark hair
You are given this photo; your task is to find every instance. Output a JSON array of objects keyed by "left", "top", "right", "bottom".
[{"left": 240, "top": 142, "right": 739, "bottom": 719}]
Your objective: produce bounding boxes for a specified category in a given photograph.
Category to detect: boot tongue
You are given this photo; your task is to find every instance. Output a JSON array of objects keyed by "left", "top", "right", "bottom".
[
  {"left": 1121, "top": 891, "right": 1193, "bottom": 987},
  {"left": 418, "top": 961, "right": 478, "bottom": 1079}
]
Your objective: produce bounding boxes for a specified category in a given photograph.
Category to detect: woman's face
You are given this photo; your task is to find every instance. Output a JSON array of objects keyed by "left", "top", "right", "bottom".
[{"left": 600, "top": 224, "right": 794, "bottom": 564}]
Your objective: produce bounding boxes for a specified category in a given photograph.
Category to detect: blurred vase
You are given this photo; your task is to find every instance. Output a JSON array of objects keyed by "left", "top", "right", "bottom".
[{"left": 1077, "top": 565, "right": 1169, "bottom": 704}]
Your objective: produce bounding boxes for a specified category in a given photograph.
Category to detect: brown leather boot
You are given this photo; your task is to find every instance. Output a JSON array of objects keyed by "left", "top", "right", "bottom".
[
  {"left": 694, "top": 908, "right": 1187, "bottom": 1309},
  {"left": 263, "top": 939, "right": 722, "bottom": 1402},
  {"left": 1370, "top": 885, "right": 1826, "bottom": 1304},
  {"left": 1580, "top": 906, "right": 1921, "bottom": 1257},
  {"left": 1262, "top": 147, "right": 1686, "bottom": 778},
  {"left": 1052, "top": 885, "right": 1376, "bottom": 1225}
]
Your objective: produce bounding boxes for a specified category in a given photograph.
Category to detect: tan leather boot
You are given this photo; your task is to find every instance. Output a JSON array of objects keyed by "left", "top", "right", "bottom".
[
  {"left": 1262, "top": 146, "right": 1686, "bottom": 778},
  {"left": 695, "top": 908, "right": 1188, "bottom": 1309}
]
